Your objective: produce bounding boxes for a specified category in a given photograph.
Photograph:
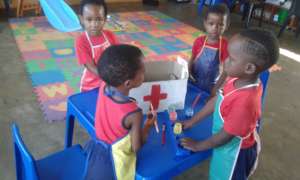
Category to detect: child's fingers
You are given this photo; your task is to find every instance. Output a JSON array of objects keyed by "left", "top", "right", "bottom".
[
  {"left": 180, "top": 137, "right": 193, "bottom": 144},
  {"left": 180, "top": 139, "right": 195, "bottom": 151}
]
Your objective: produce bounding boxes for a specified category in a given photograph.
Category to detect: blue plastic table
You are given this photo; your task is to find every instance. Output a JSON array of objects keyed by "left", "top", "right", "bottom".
[{"left": 64, "top": 83, "right": 213, "bottom": 179}]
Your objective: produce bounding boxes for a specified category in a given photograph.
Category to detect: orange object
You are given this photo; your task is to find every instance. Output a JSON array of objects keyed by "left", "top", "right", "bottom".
[{"left": 17, "top": 0, "right": 41, "bottom": 17}]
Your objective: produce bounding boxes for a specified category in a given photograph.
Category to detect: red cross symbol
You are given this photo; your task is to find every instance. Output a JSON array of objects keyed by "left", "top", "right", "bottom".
[{"left": 143, "top": 84, "right": 168, "bottom": 110}]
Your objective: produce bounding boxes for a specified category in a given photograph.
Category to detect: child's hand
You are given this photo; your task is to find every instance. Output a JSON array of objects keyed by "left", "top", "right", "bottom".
[
  {"left": 144, "top": 111, "right": 156, "bottom": 127},
  {"left": 180, "top": 138, "right": 200, "bottom": 152},
  {"left": 269, "top": 64, "right": 282, "bottom": 72},
  {"left": 181, "top": 120, "right": 194, "bottom": 130},
  {"left": 189, "top": 73, "right": 197, "bottom": 83}
]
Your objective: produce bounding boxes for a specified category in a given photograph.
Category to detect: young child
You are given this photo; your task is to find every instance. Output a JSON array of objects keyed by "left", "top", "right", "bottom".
[
  {"left": 75, "top": 0, "right": 118, "bottom": 92},
  {"left": 189, "top": 4, "right": 230, "bottom": 95},
  {"left": 84, "top": 44, "right": 154, "bottom": 180},
  {"left": 181, "top": 28, "right": 279, "bottom": 180}
]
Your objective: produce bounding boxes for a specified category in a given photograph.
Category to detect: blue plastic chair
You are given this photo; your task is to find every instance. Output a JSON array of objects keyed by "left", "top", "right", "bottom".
[
  {"left": 198, "top": 0, "right": 234, "bottom": 14},
  {"left": 11, "top": 123, "right": 87, "bottom": 180},
  {"left": 257, "top": 70, "right": 270, "bottom": 132}
]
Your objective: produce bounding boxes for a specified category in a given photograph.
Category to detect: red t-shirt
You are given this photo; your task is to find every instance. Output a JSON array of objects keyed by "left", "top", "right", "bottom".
[
  {"left": 192, "top": 35, "right": 229, "bottom": 63},
  {"left": 221, "top": 78, "right": 262, "bottom": 149},
  {"left": 75, "top": 30, "right": 118, "bottom": 65},
  {"left": 95, "top": 83, "right": 140, "bottom": 144}
]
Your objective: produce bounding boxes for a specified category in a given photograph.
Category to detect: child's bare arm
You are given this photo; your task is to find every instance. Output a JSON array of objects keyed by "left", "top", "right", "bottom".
[
  {"left": 125, "top": 111, "right": 154, "bottom": 153},
  {"left": 125, "top": 111, "right": 143, "bottom": 153},
  {"left": 84, "top": 62, "right": 99, "bottom": 76},
  {"left": 182, "top": 96, "right": 217, "bottom": 129},
  {"left": 180, "top": 129, "right": 234, "bottom": 152}
]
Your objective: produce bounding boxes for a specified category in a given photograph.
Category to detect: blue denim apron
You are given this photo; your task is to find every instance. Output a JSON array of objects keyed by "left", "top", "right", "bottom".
[{"left": 191, "top": 37, "right": 222, "bottom": 93}]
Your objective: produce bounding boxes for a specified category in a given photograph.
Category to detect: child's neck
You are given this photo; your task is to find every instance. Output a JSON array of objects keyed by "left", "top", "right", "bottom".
[
  {"left": 206, "top": 35, "right": 220, "bottom": 44},
  {"left": 107, "top": 85, "right": 130, "bottom": 102},
  {"left": 116, "top": 86, "right": 129, "bottom": 96},
  {"left": 234, "top": 75, "right": 259, "bottom": 89},
  {"left": 86, "top": 31, "right": 102, "bottom": 37}
]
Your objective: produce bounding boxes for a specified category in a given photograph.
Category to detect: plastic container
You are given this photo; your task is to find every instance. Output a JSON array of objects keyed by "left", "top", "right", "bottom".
[{"left": 278, "top": 9, "right": 289, "bottom": 25}]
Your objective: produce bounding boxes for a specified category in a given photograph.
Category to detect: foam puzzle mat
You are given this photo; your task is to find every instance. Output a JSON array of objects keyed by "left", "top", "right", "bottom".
[{"left": 9, "top": 11, "right": 203, "bottom": 122}]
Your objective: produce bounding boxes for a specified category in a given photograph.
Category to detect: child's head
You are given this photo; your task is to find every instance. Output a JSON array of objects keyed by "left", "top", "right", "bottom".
[
  {"left": 98, "top": 44, "right": 145, "bottom": 89},
  {"left": 80, "top": 0, "right": 108, "bottom": 36},
  {"left": 225, "top": 28, "right": 279, "bottom": 78},
  {"left": 203, "top": 4, "right": 229, "bottom": 40}
]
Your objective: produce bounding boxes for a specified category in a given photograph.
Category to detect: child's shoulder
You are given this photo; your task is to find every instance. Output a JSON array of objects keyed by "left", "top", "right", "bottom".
[
  {"left": 193, "top": 35, "right": 206, "bottom": 47},
  {"left": 220, "top": 36, "right": 229, "bottom": 44},
  {"left": 195, "top": 34, "right": 207, "bottom": 41},
  {"left": 102, "top": 29, "right": 115, "bottom": 37},
  {"left": 223, "top": 78, "right": 262, "bottom": 101},
  {"left": 75, "top": 32, "right": 88, "bottom": 44}
]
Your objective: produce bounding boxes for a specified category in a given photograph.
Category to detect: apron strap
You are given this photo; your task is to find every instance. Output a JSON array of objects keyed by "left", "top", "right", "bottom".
[
  {"left": 223, "top": 80, "right": 260, "bottom": 98},
  {"left": 195, "top": 36, "right": 223, "bottom": 60},
  {"left": 85, "top": 31, "right": 111, "bottom": 59}
]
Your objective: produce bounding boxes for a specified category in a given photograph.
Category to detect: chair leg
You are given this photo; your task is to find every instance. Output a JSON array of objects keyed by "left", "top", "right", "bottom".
[
  {"left": 278, "top": 16, "right": 291, "bottom": 38},
  {"left": 295, "top": 17, "right": 300, "bottom": 38},
  {"left": 65, "top": 114, "right": 75, "bottom": 149},
  {"left": 242, "top": 2, "right": 250, "bottom": 21},
  {"left": 259, "top": 3, "right": 265, "bottom": 27},
  {"left": 245, "top": 3, "right": 255, "bottom": 28}
]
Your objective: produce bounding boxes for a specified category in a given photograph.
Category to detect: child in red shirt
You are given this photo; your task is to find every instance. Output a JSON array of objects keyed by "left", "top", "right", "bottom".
[
  {"left": 84, "top": 44, "right": 154, "bottom": 180},
  {"left": 181, "top": 29, "right": 279, "bottom": 180},
  {"left": 189, "top": 4, "right": 229, "bottom": 95},
  {"left": 75, "top": 0, "right": 118, "bottom": 92}
]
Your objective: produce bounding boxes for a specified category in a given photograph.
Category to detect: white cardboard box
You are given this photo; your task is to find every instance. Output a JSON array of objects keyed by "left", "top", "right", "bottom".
[{"left": 129, "top": 57, "right": 188, "bottom": 113}]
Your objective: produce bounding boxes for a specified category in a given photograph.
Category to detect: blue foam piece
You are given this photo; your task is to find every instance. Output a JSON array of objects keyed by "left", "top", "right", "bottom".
[
  {"left": 31, "top": 70, "right": 65, "bottom": 86},
  {"left": 39, "top": 0, "right": 82, "bottom": 32}
]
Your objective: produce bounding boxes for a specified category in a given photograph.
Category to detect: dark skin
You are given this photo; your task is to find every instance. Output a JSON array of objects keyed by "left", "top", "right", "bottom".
[
  {"left": 80, "top": 4, "right": 107, "bottom": 76},
  {"left": 189, "top": 13, "right": 229, "bottom": 96},
  {"left": 110, "top": 62, "right": 154, "bottom": 153},
  {"left": 181, "top": 35, "right": 261, "bottom": 152}
]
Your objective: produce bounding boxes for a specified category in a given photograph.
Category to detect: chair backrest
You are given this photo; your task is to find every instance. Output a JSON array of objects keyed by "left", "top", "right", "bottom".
[
  {"left": 11, "top": 123, "right": 38, "bottom": 180},
  {"left": 257, "top": 70, "right": 270, "bottom": 132},
  {"left": 259, "top": 70, "right": 270, "bottom": 106}
]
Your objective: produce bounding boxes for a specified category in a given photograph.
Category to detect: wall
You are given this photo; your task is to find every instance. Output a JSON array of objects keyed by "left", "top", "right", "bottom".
[{"left": 0, "top": 0, "right": 141, "bottom": 9}]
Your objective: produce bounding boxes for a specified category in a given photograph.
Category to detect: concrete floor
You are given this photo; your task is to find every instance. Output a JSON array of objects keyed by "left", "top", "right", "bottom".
[{"left": 1, "top": 2, "right": 300, "bottom": 180}]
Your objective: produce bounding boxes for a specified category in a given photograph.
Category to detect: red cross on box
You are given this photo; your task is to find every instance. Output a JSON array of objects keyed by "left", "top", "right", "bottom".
[{"left": 143, "top": 84, "right": 167, "bottom": 110}]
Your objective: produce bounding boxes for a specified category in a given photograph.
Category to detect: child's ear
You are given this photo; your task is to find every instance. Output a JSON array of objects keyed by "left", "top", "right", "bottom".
[
  {"left": 245, "top": 63, "right": 256, "bottom": 75},
  {"left": 124, "top": 80, "right": 131, "bottom": 88}
]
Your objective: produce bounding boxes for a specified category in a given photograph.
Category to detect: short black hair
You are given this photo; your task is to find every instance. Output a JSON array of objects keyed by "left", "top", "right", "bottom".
[
  {"left": 239, "top": 28, "right": 279, "bottom": 71},
  {"left": 97, "top": 44, "right": 144, "bottom": 87},
  {"left": 80, "top": 0, "right": 107, "bottom": 16},
  {"left": 204, "top": 4, "right": 230, "bottom": 21}
]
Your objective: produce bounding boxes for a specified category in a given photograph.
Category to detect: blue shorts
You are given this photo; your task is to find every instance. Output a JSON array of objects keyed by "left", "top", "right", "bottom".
[
  {"left": 83, "top": 139, "right": 116, "bottom": 180},
  {"left": 232, "top": 143, "right": 258, "bottom": 180}
]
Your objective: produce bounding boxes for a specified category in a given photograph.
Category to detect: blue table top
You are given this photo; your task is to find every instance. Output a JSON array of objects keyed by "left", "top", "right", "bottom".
[{"left": 68, "top": 83, "right": 212, "bottom": 179}]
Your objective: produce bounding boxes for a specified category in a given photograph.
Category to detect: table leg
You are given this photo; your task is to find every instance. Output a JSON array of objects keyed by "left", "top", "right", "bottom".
[
  {"left": 4, "top": 0, "right": 10, "bottom": 14},
  {"left": 65, "top": 114, "right": 75, "bottom": 149}
]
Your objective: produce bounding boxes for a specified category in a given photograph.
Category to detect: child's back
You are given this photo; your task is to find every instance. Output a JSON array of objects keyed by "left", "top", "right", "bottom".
[{"left": 84, "top": 44, "right": 153, "bottom": 180}]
